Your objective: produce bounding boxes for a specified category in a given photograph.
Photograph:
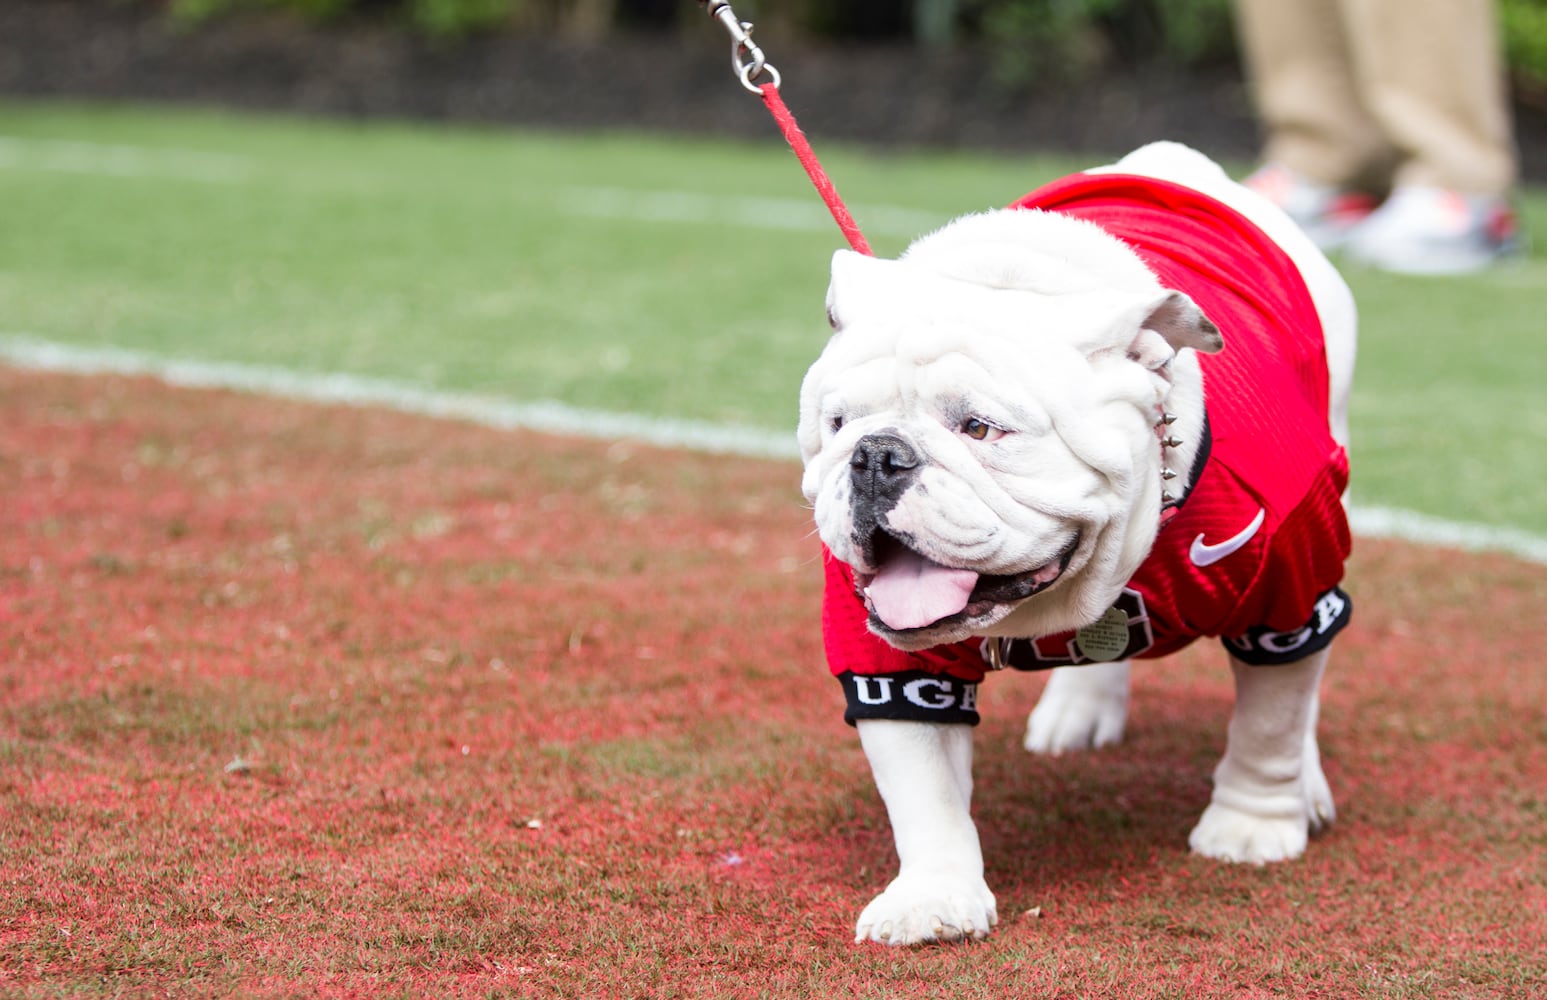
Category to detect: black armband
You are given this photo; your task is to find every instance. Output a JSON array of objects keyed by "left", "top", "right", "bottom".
[
  {"left": 837, "top": 670, "right": 981, "bottom": 727},
  {"left": 1222, "top": 586, "right": 1352, "bottom": 665}
]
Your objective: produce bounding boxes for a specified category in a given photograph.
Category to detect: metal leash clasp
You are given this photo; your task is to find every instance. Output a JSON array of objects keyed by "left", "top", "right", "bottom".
[{"left": 700, "top": 0, "right": 782, "bottom": 93}]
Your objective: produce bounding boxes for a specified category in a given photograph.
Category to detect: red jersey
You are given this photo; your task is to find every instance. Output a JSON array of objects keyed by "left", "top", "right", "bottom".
[{"left": 825, "top": 173, "right": 1353, "bottom": 725}]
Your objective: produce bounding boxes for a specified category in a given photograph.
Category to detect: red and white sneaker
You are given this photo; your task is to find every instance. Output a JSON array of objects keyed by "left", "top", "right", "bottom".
[
  {"left": 1244, "top": 163, "right": 1379, "bottom": 251},
  {"left": 1343, "top": 185, "right": 1523, "bottom": 275}
]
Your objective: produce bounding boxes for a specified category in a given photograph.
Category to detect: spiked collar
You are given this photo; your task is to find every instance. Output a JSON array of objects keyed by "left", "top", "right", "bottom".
[{"left": 1158, "top": 407, "right": 1211, "bottom": 527}]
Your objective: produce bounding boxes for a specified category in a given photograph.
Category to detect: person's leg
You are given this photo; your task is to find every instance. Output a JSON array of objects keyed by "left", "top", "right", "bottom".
[
  {"left": 1235, "top": 0, "right": 1391, "bottom": 189},
  {"left": 1342, "top": 0, "right": 1516, "bottom": 196},
  {"left": 1339, "top": 0, "right": 1521, "bottom": 273}
]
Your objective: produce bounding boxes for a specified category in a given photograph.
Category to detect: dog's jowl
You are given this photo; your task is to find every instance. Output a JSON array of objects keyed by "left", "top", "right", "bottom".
[{"left": 797, "top": 142, "right": 1355, "bottom": 946}]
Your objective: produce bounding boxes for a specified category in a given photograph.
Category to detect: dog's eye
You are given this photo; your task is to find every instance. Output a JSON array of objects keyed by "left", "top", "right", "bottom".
[
  {"left": 961, "top": 417, "right": 1005, "bottom": 442},
  {"left": 829, "top": 415, "right": 845, "bottom": 433}
]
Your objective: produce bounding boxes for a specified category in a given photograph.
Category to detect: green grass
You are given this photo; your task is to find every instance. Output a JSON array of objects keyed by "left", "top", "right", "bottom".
[{"left": 1, "top": 99, "right": 1544, "bottom": 534}]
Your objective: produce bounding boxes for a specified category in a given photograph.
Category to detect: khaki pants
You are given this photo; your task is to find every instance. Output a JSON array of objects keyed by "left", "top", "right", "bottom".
[{"left": 1235, "top": 0, "right": 1517, "bottom": 196}]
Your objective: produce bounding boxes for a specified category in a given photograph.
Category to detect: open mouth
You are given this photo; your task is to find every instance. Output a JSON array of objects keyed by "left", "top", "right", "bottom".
[{"left": 854, "top": 529, "right": 1080, "bottom": 635}]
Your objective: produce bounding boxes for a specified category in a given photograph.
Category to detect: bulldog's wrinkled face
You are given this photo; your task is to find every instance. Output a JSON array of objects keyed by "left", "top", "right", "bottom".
[{"left": 798, "top": 217, "right": 1221, "bottom": 651}]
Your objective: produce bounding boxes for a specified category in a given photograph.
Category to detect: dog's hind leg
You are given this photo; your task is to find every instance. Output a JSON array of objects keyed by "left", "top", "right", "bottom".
[
  {"left": 1188, "top": 647, "right": 1335, "bottom": 864},
  {"left": 1023, "top": 660, "right": 1131, "bottom": 755}
]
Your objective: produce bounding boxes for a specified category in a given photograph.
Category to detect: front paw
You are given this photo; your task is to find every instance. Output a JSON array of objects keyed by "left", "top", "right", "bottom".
[
  {"left": 1188, "top": 802, "right": 1308, "bottom": 865},
  {"left": 855, "top": 871, "right": 998, "bottom": 946}
]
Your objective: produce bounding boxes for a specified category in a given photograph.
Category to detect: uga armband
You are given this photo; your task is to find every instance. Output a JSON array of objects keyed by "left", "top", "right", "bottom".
[
  {"left": 838, "top": 671, "right": 981, "bottom": 727},
  {"left": 1223, "top": 586, "right": 1352, "bottom": 665}
]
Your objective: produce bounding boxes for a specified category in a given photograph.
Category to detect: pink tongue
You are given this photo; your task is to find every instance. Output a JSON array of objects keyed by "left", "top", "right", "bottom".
[{"left": 867, "top": 548, "right": 980, "bottom": 631}]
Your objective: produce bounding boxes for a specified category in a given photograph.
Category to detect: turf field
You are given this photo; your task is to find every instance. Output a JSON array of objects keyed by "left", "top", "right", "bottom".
[
  {"left": 6, "top": 366, "right": 1545, "bottom": 998},
  {"left": 3, "top": 101, "right": 1546, "bottom": 997}
]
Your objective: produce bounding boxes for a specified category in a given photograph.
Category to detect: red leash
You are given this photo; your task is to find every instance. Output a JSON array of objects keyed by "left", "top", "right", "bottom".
[
  {"left": 701, "top": 1, "right": 873, "bottom": 256},
  {"left": 757, "top": 83, "right": 873, "bottom": 256}
]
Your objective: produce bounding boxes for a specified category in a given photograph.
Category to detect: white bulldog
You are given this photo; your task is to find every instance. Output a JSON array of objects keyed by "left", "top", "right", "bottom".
[{"left": 797, "top": 143, "right": 1356, "bottom": 946}]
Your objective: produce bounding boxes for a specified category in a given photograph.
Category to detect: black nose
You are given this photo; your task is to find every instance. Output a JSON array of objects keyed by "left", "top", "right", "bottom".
[{"left": 850, "top": 432, "right": 920, "bottom": 501}]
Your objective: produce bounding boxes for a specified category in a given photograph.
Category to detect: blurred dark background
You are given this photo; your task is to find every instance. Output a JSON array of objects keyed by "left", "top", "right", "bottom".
[{"left": 4, "top": 0, "right": 1546, "bottom": 175}]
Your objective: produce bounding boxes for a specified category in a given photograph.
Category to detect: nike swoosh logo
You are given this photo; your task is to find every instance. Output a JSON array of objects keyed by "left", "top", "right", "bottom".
[{"left": 1189, "top": 507, "right": 1266, "bottom": 567}]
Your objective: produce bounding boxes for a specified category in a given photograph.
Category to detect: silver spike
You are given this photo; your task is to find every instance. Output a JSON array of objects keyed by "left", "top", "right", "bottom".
[
  {"left": 1161, "top": 467, "right": 1177, "bottom": 481},
  {"left": 1160, "top": 411, "right": 1178, "bottom": 425},
  {"left": 1161, "top": 435, "right": 1184, "bottom": 448},
  {"left": 1162, "top": 490, "right": 1177, "bottom": 504}
]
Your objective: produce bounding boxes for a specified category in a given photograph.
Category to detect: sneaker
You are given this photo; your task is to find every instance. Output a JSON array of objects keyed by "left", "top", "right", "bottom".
[
  {"left": 1243, "top": 163, "right": 1379, "bottom": 251},
  {"left": 1343, "top": 185, "right": 1522, "bottom": 275}
]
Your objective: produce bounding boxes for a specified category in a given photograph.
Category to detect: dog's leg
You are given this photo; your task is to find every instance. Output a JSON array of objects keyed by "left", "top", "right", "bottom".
[
  {"left": 853, "top": 719, "right": 997, "bottom": 945},
  {"left": 1188, "top": 647, "right": 1336, "bottom": 864},
  {"left": 1023, "top": 660, "right": 1131, "bottom": 754}
]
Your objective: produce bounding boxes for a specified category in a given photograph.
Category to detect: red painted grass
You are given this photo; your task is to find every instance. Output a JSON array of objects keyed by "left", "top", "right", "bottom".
[{"left": 2, "top": 369, "right": 1544, "bottom": 998}]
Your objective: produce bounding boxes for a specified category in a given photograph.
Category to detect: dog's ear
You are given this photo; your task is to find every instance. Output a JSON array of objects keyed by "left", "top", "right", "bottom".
[
  {"left": 1140, "top": 290, "right": 1223, "bottom": 355},
  {"left": 1118, "top": 290, "right": 1223, "bottom": 376},
  {"left": 827, "top": 249, "right": 886, "bottom": 331}
]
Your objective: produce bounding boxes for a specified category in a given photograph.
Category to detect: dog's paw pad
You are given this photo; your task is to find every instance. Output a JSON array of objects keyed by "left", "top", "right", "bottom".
[
  {"left": 1188, "top": 803, "right": 1309, "bottom": 865},
  {"left": 854, "top": 874, "right": 997, "bottom": 946}
]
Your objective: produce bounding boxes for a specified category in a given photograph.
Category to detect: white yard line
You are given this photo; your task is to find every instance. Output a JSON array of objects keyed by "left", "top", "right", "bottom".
[
  {"left": 0, "top": 136, "right": 254, "bottom": 183},
  {"left": 0, "top": 132, "right": 946, "bottom": 233},
  {"left": 560, "top": 185, "right": 948, "bottom": 238},
  {"left": 1346, "top": 505, "right": 1547, "bottom": 565},
  {"left": 0, "top": 335, "right": 797, "bottom": 460},
  {"left": 2, "top": 130, "right": 1540, "bottom": 290},
  {"left": 4, "top": 334, "right": 1545, "bottom": 567}
]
